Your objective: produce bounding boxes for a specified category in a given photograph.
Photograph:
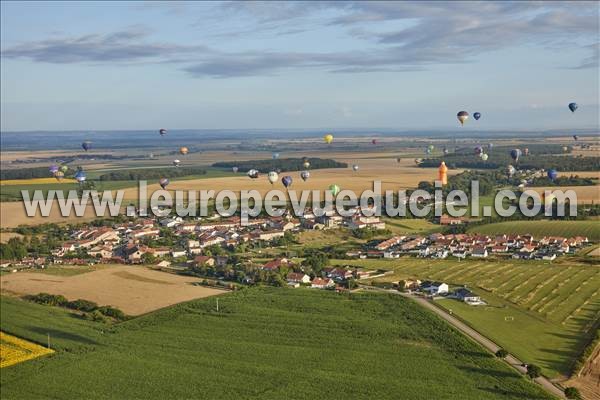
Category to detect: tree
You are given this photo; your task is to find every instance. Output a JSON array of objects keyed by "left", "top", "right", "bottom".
[
  {"left": 495, "top": 349, "right": 508, "bottom": 358},
  {"left": 141, "top": 253, "right": 157, "bottom": 264},
  {"left": 303, "top": 252, "right": 329, "bottom": 274},
  {"left": 526, "top": 364, "right": 541, "bottom": 379},
  {"left": 564, "top": 387, "right": 581, "bottom": 399}
]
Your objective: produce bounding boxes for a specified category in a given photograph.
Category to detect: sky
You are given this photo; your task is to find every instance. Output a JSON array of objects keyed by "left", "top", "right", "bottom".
[{"left": 1, "top": 1, "right": 599, "bottom": 132}]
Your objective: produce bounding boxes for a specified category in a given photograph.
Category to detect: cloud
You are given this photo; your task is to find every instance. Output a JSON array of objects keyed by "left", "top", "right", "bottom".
[{"left": 2, "top": 2, "right": 598, "bottom": 77}]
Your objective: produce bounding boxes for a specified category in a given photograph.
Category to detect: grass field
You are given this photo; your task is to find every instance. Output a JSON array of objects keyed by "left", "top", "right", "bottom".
[
  {"left": 0, "top": 288, "right": 553, "bottom": 399},
  {"left": 0, "top": 331, "right": 54, "bottom": 368},
  {"left": 468, "top": 220, "right": 600, "bottom": 241},
  {"left": 331, "top": 258, "right": 600, "bottom": 378}
]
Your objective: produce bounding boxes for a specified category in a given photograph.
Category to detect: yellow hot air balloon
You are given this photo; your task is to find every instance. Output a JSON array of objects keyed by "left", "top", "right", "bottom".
[
  {"left": 179, "top": 147, "right": 189, "bottom": 155},
  {"left": 324, "top": 134, "right": 333, "bottom": 144},
  {"left": 438, "top": 161, "right": 448, "bottom": 185}
]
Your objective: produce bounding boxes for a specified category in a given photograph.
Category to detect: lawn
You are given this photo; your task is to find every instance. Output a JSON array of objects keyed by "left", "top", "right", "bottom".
[
  {"left": 0, "top": 288, "right": 553, "bottom": 399},
  {"left": 331, "top": 257, "right": 600, "bottom": 378},
  {"left": 467, "top": 220, "right": 600, "bottom": 241}
]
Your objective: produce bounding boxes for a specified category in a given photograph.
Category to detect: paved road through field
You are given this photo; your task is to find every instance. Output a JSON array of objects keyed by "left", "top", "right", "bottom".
[{"left": 360, "top": 285, "right": 566, "bottom": 399}]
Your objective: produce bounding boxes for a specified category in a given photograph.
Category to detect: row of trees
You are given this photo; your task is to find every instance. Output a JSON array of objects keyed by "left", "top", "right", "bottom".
[
  {"left": 213, "top": 157, "right": 347, "bottom": 172},
  {"left": 24, "top": 293, "right": 127, "bottom": 321},
  {"left": 98, "top": 167, "right": 208, "bottom": 181}
]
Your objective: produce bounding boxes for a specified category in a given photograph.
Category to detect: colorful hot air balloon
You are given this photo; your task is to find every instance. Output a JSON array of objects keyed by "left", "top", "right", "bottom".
[
  {"left": 74, "top": 170, "right": 86, "bottom": 183},
  {"left": 281, "top": 176, "right": 293, "bottom": 188},
  {"left": 573, "top": 135, "right": 579, "bottom": 141},
  {"left": 232, "top": 166, "right": 239, "bottom": 173},
  {"left": 159, "top": 178, "right": 169, "bottom": 189},
  {"left": 457, "top": 111, "right": 469, "bottom": 125},
  {"left": 568, "top": 102, "right": 578, "bottom": 113},
  {"left": 49, "top": 165, "right": 59, "bottom": 174},
  {"left": 59, "top": 165, "right": 69, "bottom": 173},
  {"left": 524, "top": 148, "right": 529, "bottom": 156},
  {"left": 352, "top": 164, "right": 359, "bottom": 172},
  {"left": 303, "top": 161, "right": 310, "bottom": 169},
  {"left": 82, "top": 141, "right": 91, "bottom": 151},
  {"left": 481, "top": 153, "right": 489, "bottom": 161},
  {"left": 324, "top": 134, "right": 333, "bottom": 144},
  {"left": 328, "top": 184, "right": 340, "bottom": 196},
  {"left": 300, "top": 171, "right": 310, "bottom": 181},
  {"left": 159, "top": 128, "right": 167, "bottom": 136},
  {"left": 371, "top": 139, "right": 377, "bottom": 145},
  {"left": 247, "top": 169, "right": 259, "bottom": 179},
  {"left": 474, "top": 146, "right": 483, "bottom": 156},
  {"left": 179, "top": 147, "right": 188, "bottom": 155},
  {"left": 473, "top": 112, "right": 481, "bottom": 120},
  {"left": 268, "top": 171, "right": 279, "bottom": 184},
  {"left": 510, "top": 149, "right": 522, "bottom": 162},
  {"left": 438, "top": 161, "right": 448, "bottom": 185},
  {"left": 54, "top": 171, "right": 65, "bottom": 182},
  {"left": 173, "top": 159, "right": 181, "bottom": 167},
  {"left": 547, "top": 169, "right": 558, "bottom": 181},
  {"left": 272, "top": 152, "right": 280, "bottom": 160}
]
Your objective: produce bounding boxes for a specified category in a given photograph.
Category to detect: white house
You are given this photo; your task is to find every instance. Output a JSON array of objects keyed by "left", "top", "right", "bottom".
[
  {"left": 421, "top": 281, "right": 449, "bottom": 295},
  {"left": 455, "top": 288, "right": 482, "bottom": 304}
]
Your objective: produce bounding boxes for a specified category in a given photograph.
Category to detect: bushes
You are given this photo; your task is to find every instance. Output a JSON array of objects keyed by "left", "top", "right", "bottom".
[{"left": 24, "top": 293, "right": 128, "bottom": 321}]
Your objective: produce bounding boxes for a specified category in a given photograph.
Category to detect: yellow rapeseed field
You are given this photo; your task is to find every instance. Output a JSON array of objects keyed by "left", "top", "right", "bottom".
[
  {"left": 0, "top": 177, "right": 77, "bottom": 185},
  {"left": 0, "top": 331, "right": 54, "bottom": 368}
]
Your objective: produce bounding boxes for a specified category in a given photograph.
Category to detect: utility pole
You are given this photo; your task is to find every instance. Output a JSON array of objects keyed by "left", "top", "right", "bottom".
[{"left": 47, "top": 333, "right": 50, "bottom": 349}]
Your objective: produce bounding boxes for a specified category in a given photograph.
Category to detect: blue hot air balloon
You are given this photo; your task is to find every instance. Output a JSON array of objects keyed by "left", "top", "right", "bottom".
[
  {"left": 573, "top": 135, "right": 579, "bottom": 141},
  {"left": 568, "top": 103, "right": 578, "bottom": 113},
  {"left": 281, "top": 176, "right": 293, "bottom": 188},
  {"left": 510, "top": 149, "right": 522, "bottom": 162},
  {"left": 473, "top": 112, "right": 481, "bottom": 120},
  {"left": 75, "top": 170, "right": 87, "bottom": 183},
  {"left": 82, "top": 141, "right": 91, "bottom": 151},
  {"left": 547, "top": 169, "right": 558, "bottom": 181}
]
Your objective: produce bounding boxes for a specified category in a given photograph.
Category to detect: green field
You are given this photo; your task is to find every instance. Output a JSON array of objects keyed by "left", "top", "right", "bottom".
[
  {"left": 332, "top": 258, "right": 600, "bottom": 378},
  {"left": 467, "top": 220, "right": 600, "bottom": 241},
  {"left": 1, "top": 289, "right": 553, "bottom": 399},
  {"left": 383, "top": 218, "right": 443, "bottom": 235}
]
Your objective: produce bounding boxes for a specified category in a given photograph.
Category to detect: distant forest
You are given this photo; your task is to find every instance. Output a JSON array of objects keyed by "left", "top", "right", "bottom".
[
  {"left": 212, "top": 158, "right": 347, "bottom": 172},
  {"left": 97, "top": 167, "right": 208, "bottom": 181},
  {"left": 419, "top": 144, "right": 600, "bottom": 171}
]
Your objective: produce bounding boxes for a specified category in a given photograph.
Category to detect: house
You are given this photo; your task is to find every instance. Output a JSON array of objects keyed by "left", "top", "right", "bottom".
[
  {"left": 397, "top": 279, "right": 421, "bottom": 291},
  {"left": 262, "top": 258, "right": 291, "bottom": 271},
  {"left": 471, "top": 246, "right": 488, "bottom": 258},
  {"left": 376, "top": 236, "right": 405, "bottom": 251},
  {"left": 286, "top": 272, "right": 311, "bottom": 284},
  {"left": 311, "top": 278, "right": 335, "bottom": 289},
  {"left": 194, "top": 255, "right": 215, "bottom": 267},
  {"left": 439, "top": 215, "right": 465, "bottom": 225},
  {"left": 455, "top": 288, "right": 482, "bottom": 304},
  {"left": 421, "top": 281, "right": 448, "bottom": 295},
  {"left": 171, "top": 249, "right": 187, "bottom": 258},
  {"left": 491, "top": 245, "right": 508, "bottom": 253},
  {"left": 327, "top": 267, "right": 353, "bottom": 281}
]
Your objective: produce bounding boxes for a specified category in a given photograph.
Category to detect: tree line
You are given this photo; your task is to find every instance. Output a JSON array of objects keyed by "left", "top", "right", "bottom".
[{"left": 213, "top": 157, "right": 347, "bottom": 172}]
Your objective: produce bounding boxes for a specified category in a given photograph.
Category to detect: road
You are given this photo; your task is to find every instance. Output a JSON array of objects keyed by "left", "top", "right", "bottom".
[{"left": 360, "top": 285, "right": 566, "bottom": 399}]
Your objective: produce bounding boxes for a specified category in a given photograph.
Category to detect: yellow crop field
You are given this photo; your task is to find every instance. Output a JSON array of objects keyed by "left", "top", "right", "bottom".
[
  {"left": 0, "top": 331, "right": 54, "bottom": 368},
  {"left": 1, "top": 178, "right": 77, "bottom": 185}
]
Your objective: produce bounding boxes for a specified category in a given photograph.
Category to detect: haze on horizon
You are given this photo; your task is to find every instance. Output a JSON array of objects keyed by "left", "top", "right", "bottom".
[{"left": 1, "top": 1, "right": 598, "bottom": 132}]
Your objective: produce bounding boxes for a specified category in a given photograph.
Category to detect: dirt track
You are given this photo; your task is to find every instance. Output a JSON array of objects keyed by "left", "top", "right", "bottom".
[{"left": 0, "top": 265, "right": 225, "bottom": 315}]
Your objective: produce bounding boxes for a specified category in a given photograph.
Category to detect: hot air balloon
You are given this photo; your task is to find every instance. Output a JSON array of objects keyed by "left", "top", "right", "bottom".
[
  {"left": 488, "top": 142, "right": 494, "bottom": 150},
  {"left": 159, "top": 178, "right": 169, "bottom": 189},
  {"left": 328, "top": 184, "right": 340, "bottom": 196},
  {"left": 524, "top": 148, "right": 529, "bottom": 156},
  {"left": 573, "top": 135, "right": 579, "bottom": 141},
  {"left": 300, "top": 171, "right": 310, "bottom": 181},
  {"left": 268, "top": 171, "right": 279, "bottom": 185},
  {"left": 324, "top": 134, "right": 333, "bottom": 144},
  {"left": 303, "top": 161, "right": 310, "bottom": 169},
  {"left": 247, "top": 169, "right": 259, "bottom": 179},
  {"left": 232, "top": 166, "right": 239, "bottom": 173},
  {"left": 457, "top": 111, "right": 469, "bottom": 125},
  {"left": 396, "top": 157, "right": 402, "bottom": 163},
  {"left": 149, "top": 153, "right": 155, "bottom": 159},
  {"left": 473, "top": 112, "right": 481, "bottom": 120},
  {"left": 518, "top": 183, "right": 526, "bottom": 192},
  {"left": 568, "top": 102, "right": 578, "bottom": 113},
  {"left": 282, "top": 176, "right": 293, "bottom": 188},
  {"left": 75, "top": 170, "right": 86, "bottom": 183},
  {"left": 510, "top": 149, "right": 522, "bottom": 162},
  {"left": 352, "top": 164, "right": 359, "bottom": 172},
  {"left": 438, "top": 161, "right": 448, "bottom": 185},
  {"left": 507, "top": 165, "right": 516, "bottom": 177},
  {"left": 443, "top": 147, "right": 449, "bottom": 155},
  {"left": 173, "top": 159, "right": 181, "bottom": 167},
  {"left": 82, "top": 141, "right": 91, "bottom": 151},
  {"left": 481, "top": 153, "right": 489, "bottom": 161},
  {"left": 49, "top": 165, "right": 59, "bottom": 174},
  {"left": 414, "top": 158, "right": 423, "bottom": 165},
  {"left": 59, "top": 165, "right": 69, "bottom": 173},
  {"left": 425, "top": 147, "right": 432, "bottom": 155},
  {"left": 547, "top": 169, "right": 558, "bottom": 181},
  {"left": 179, "top": 147, "right": 189, "bottom": 155},
  {"left": 371, "top": 139, "right": 377, "bottom": 145},
  {"left": 54, "top": 171, "right": 64, "bottom": 182},
  {"left": 159, "top": 128, "right": 167, "bottom": 136},
  {"left": 272, "top": 152, "right": 280, "bottom": 160},
  {"left": 474, "top": 146, "right": 483, "bottom": 156},
  {"left": 428, "top": 145, "right": 435, "bottom": 152},
  {"left": 562, "top": 146, "right": 569, "bottom": 152}
]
